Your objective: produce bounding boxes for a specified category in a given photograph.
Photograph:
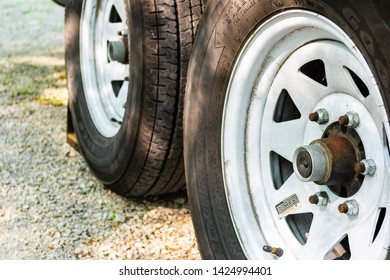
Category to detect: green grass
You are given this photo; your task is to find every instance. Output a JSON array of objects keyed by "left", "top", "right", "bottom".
[{"left": 0, "top": 59, "right": 67, "bottom": 106}]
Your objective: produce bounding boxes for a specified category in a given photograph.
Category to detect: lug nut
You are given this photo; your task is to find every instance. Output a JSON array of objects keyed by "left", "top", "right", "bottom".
[
  {"left": 338, "top": 115, "right": 349, "bottom": 126},
  {"left": 355, "top": 159, "right": 376, "bottom": 176},
  {"left": 338, "top": 203, "right": 348, "bottom": 214},
  {"left": 338, "top": 200, "right": 359, "bottom": 216},
  {"left": 354, "top": 162, "right": 365, "bottom": 174},
  {"left": 309, "top": 192, "right": 329, "bottom": 206},
  {"left": 338, "top": 111, "right": 360, "bottom": 128},
  {"left": 309, "top": 109, "right": 329, "bottom": 124},
  {"left": 309, "top": 195, "right": 318, "bottom": 205},
  {"left": 118, "top": 29, "right": 129, "bottom": 36},
  {"left": 309, "top": 112, "right": 319, "bottom": 122},
  {"left": 263, "top": 245, "right": 283, "bottom": 257}
]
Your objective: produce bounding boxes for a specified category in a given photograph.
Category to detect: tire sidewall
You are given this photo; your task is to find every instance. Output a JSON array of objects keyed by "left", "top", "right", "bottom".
[{"left": 185, "top": 0, "right": 390, "bottom": 259}]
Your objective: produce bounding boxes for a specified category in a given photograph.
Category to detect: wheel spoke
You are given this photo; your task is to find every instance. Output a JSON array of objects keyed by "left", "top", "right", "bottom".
[
  {"left": 262, "top": 119, "right": 305, "bottom": 161},
  {"left": 288, "top": 75, "right": 327, "bottom": 115},
  {"left": 267, "top": 48, "right": 329, "bottom": 118},
  {"left": 322, "top": 49, "right": 357, "bottom": 93},
  {"left": 105, "top": 62, "right": 128, "bottom": 82},
  {"left": 112, "top": 0, "right": 127, "bottom": 23},
  {"left": 364, "top": 94, "right": 382, "bottom": 111},
  {"left": 102, "top": 62, "right": 128, "bottom": 118},
  {"left": 273, "top": 70, "right": 328, "bottom": 116},
  {"left": 305, "top": 214, "right": 347, "bottom": 259},
  {"left": 102, "top": 0, "right": 127, "bottom": 40},
  {"left": 379, "top": 166, "right": 390, "bottom": 208},
  {"left": 347, "top": 214, "right": 378, "bottom": 259},
  {"left": 117, "top": 81, "right": 129, "bottom": 109},
  {"left": 103, "top": 22, "right": 124, "bottom": 40}
]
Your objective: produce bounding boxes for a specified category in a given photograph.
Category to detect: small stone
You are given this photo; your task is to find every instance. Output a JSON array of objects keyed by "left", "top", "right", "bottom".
[
  {"left": 74, "top": 248, "right": 82, "bottom": 255},
  {"left": 79, "top": 165, "right": 87, "bottom": 172},
  {"left": 58, "top": 179, "right": 71, "bottom": 186},
  {"left": 40, "top": 187, "right": 50, "bottom": 193},
  {"left": 62, "top": 229, "right": 71, "bottom": 237},
  {"left": 56, "top": 221, "right": 66, "bottom": 228},
  {"left": 112, "top": 213, "right": 125, "bottom": 223}
]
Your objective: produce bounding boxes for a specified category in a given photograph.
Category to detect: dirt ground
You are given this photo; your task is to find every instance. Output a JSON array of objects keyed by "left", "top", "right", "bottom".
[
  {"left": 0, "top": 0, "right": 67, "bottom": 106},
  {"left": 0, "top": 0, "right": 199, "bottom": 260}
]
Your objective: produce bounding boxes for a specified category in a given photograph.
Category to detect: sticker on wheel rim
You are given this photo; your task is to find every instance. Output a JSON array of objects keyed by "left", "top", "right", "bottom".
[{"left": 276, "top": 194, "right": 302, "bottom": 219}]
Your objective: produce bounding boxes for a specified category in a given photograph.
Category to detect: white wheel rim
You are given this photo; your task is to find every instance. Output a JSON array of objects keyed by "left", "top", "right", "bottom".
[
  {"left": 222, "top": 10, "right": 390, "bottom": 259},
  {"left": 80, "top": 0, "right": 129, "bottom": 138}
]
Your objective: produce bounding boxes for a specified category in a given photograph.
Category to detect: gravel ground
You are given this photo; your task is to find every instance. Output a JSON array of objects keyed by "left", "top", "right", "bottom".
[{"left": 0, "top": 0, "right": 200, "bottom": 260}]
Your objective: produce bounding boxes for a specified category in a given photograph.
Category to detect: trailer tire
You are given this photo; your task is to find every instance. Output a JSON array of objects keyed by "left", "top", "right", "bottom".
[
  {"left": 65, "top": 0, "right": 203, "bottom": 196},
  {"left": 184, "top": 0, "right": 390, "bottom": 259}
]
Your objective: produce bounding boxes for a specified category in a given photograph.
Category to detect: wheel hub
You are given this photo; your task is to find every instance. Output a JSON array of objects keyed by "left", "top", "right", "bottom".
[
  {"left": 108, "top": 38, "right": 129, "bottom": 64},
  {"left": 294, "top": 118, "right": 366, "bottom": 197},
  {"left": 294, "top": 134, "right": 360, "bottom": 186}
]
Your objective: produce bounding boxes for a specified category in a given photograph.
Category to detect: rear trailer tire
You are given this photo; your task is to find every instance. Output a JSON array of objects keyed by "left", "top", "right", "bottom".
[
  {"left": 184, "top": 0, "right": 390, "bottom": 259},
  {"left": 65, "top": 0, "right": 202, "bottom": 197},
  {"left": 52, "top": 0, "right": 66, "bottom": 7}
]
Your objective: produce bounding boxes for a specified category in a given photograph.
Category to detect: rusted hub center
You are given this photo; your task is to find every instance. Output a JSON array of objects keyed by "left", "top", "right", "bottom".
[{"left": 293, "top": 136, "right": 360, "bottom": 186}]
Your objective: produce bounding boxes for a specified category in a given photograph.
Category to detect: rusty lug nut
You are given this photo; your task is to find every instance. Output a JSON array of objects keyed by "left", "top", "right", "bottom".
[
  {"left": 263, "top": 245, "right": 283, "bottom": 257},
  {"left": 309, "top": 112, "right": 320, "bottom": 122},
  {"left": 338, "top": 115, "right": 349, "bottom": 126},
  {"left": 354, "top": 162, "right": 365, "bottom": 174},
  {"left": 355, "top": 159, "right": 376, "bottom": 176},
  {"left": 309, "top": 109, "right": 329, "bottom": 124},
  {"left": 338, "top": 111, "right": 360, "bottom": 128},
  {"left": 338, "top": 200, "right": 359, "bottom": 216},
  {"left": 309, "top": 195, "right": 319, "bottom": 205},
  {"left": 338, "top": 203, "right": 349, "bottom": 214},
  {"left": 309, "top": 112, "right": 319, "bottom": 122},
  {"left": 309, "top": 192, "right": 329, "bottom": 206}
]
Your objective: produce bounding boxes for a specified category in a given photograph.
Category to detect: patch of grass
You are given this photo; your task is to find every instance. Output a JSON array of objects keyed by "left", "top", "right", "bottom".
[
  {"left": 37, "top": 96, "right": 64, "bottom": 107},
  {"left": 0, "top": 58, "right": 67, "bottom": 106},
  {"left": 16, "top": 87, "right": 33, "bottom": 96}
]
